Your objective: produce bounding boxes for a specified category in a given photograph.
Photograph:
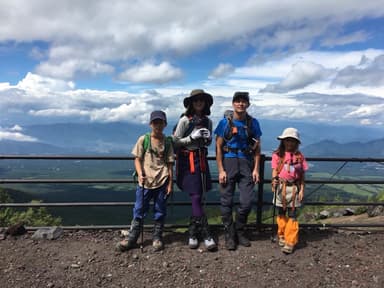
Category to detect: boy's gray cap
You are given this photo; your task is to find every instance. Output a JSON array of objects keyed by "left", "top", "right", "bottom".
[
  {"left": 232, "top": 91, "right": 250, "bottom": 103},
  {"left": 150, "top": 110, "right": 167, "bottom": 124}
]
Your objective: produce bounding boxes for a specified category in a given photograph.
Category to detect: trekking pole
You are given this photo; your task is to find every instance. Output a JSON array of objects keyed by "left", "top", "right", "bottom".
[
  {"left": 271, "top": 180, "right": 278, "bottom": 243},
  {"left": 140, "top": 173, "right": 145, "bottom": 253},
  {"left": 199, "top": 148, "right": 207, "bottom": 210}
]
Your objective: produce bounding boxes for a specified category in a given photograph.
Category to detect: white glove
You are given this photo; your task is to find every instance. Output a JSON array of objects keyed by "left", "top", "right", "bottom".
[
  {"left": 190, "top": 128, "right": 208, "bottom": 140},
  {"left": 200, "top": 128, "right": 211, "bottom": 139}
]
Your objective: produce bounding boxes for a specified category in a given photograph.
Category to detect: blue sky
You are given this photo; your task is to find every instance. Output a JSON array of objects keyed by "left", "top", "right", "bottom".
[{"left": 1, "top": 0, "right": 384, "bottom": 142}]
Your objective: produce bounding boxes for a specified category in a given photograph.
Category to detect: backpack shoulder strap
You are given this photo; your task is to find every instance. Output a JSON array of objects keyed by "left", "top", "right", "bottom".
[
  {"left": 223, "top": 112, "right": 234, "bottom": 141},
  {"left": 294, "top": 151, "right": 303, "bottom": 163},
  {"left": 164, "top": 136, "right": 173, "bottom": 159},
  {"left": 276, "top": 155, "right": 285, "bottom": 175},
  {"left": 244, "top": 113, "right": 253, "bottom": 138},
  {"left": 182, "top": 115, "right": 195, "bottom": 137},
  {"left": 142, "top": 132, "right": 151, "bottom": 153}
]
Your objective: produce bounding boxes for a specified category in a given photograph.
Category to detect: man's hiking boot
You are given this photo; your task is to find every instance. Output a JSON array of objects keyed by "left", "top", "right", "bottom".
[
  {"left": 188, "top": 217, "right": 200, "bottom": 249},
  {"left": 116, "top": 218, "right": 141, "bottom": 252},
  {"left": 235, "top": 215, "right": 251, "bottom": 247},
  {"left": 237, "top": 230, "right": 251, "bottom": 247},
  {"left": 278, "top": 236, "right": 285, "bottom": 247},
  {"left": 201, "top": 215, "right": 217, "bottom": 251},
  {"left": 153, "top": 220, "right": 164, "bottom": 252},
  {"left": 282, "top": 244, "right": 294, "bottom": 254},
  {"left": 223, "top": 219, "right": 236, "bottom": 251}
]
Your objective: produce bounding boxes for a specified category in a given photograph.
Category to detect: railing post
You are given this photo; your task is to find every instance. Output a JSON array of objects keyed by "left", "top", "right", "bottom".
[{"left": 256, "top": 154, "right": 266, "bottom": 231}]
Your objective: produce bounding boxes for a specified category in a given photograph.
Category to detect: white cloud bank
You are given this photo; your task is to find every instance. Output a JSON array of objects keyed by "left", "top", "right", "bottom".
[
  {"left": 0, "top": 126, "right": 38, "bottom": 142},
  {"left": 0, "top": 0, "right": 383, "bottom": 82}
]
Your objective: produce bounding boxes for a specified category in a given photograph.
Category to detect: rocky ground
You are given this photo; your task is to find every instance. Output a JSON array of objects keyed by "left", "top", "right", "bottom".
[{"left": 1, "top": 220, "right": 383, "bottom": 288}]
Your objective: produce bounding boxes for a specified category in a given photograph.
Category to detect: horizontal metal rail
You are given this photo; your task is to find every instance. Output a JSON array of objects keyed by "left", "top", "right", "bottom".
[
  {"left": 1, "top": 178, "right": 383, "bottom": 184},
  {"left": 1, "top": 201, "right": 384, "bottom": 208},
  {"left": 1, "top": 154, "right": 384, "bottom": 230},
  {"left": 1, "top": 154, "right": 384, "bottom": 162}
]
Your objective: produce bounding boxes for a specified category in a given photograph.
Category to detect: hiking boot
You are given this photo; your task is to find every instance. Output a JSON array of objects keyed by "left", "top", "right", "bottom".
[
  {"left": 223, "top": 217, "right": 236, "bottom": 251},
  {"left": 204, "top": 238, "right": 217, "bottom": 251},
  {"left": 278, "top": 236, "right": 285, "bottom": 247},
  {"left": 235, "top": 214, "right": 251, "bottom": 247},
  {"left": 237, "top": 230, "right": 251, "bottom": 247},
  {"left": 116, "top": 239, "right": 135, "bottom": 252},
  {"left": 282, "top": 244, "right": 294, "bottom": 254},
  {"left": 188, "top": 237, "right": 199, "bottom": 249},
  {"left": 116, "top": 218, "right": 141, "bottom": 251},
  {"left": 201, "top": 215, "right": 217, "bottom": 251},
  {"left": 152, "top": 239, "right": 163, "bottom": 251},
  {"left": 188, "top": 217, "right": 200, "bottom": 249},
  {"left": 153, "top": 220, "right": 164, "bottom": 251}
]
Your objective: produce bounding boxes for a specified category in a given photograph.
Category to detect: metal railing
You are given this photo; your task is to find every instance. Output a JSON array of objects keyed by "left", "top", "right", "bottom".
[{"left": 1, "top": 154, "right": 384, "bottom": 230}]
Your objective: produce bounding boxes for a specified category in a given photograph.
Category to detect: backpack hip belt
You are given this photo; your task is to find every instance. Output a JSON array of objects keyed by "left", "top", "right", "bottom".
[
  {"left": 223, "top": 146, "right": 252, "bottom": 155},
  {"left": 179, "top": 148, "right": 207, "bottom": 174}
]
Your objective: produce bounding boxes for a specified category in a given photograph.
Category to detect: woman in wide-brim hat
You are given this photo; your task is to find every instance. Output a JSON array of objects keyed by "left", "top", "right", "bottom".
[
  {"left": 183, "top": 89, "right": 213, "bottom": 116},
  {"left": 173, "top": 88, "right": 216, "bottom": 252}
]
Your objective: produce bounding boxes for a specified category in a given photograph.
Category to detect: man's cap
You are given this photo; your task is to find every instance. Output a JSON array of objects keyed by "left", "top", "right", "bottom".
[
  {"left": 232, "top": 91, "right": 250, "bottom": 103},
  {"left": 150, "top": 110, "right": 167, "bottom": 124},
  {"left": 277, "top": 127, "right": 301, "bottom": 144},
  {"left": 183, "top": 89, "right": 213, "bottom": 108}
]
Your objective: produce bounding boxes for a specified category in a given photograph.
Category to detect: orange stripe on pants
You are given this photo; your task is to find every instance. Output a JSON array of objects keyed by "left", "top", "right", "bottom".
[
  {"left": 189, "top": 151, "right": 195, "bottom": 174},
  {"left": 284, "top": 218, "right": 299, "bottom": 246},
  {"left": 277, "top": 215, "right": 288, "bottom": 238}
]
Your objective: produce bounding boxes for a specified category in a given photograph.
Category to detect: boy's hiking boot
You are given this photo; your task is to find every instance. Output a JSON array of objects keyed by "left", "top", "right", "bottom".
[
  {"left": 152, "top": 239, "right": 163, "bottom": 251},
  {"left": 235, "top": 215, "right": 251, "bottom": 247},
  {"left": 153, "top": 220, "right": 164, "bottom": 252},
  {"left": 188, "top": 217, "right": 200, "bottom": 249},
  {"left": 116, "top": 218, "right": 141, "bottom": 252},
  {"left": 201, "top": 215, "right": 217, "bottom": 251}
]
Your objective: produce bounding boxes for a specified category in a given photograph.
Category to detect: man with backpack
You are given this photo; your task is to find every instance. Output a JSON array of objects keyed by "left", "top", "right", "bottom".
[
  {"left": 214, "top": 92, "right": 262, "bottom": 250},
  {"left": 116, "top": 110, "right": 174, "bottom": 252}
]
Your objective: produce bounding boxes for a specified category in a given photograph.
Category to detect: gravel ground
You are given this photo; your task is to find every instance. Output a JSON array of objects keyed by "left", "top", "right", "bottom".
[{"left": 1, "top": 225, "right": 383, "bottom": 288}]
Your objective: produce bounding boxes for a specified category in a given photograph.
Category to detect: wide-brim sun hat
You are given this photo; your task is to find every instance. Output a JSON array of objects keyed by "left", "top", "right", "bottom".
[
  {"left": 277, "top": 127, "right": 301, "bottom": 144},
  {"left": 183, "top": 89, "right": 213, "bottom": 108}
]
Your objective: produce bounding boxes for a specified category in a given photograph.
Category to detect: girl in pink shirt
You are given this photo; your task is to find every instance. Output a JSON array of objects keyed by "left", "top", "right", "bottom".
[{"left": 271, "top": 127, "right": 308, "bottom": 254}]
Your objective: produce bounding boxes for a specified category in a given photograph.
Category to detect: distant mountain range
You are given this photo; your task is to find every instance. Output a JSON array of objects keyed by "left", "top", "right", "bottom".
[
  {"left": 302, "top": 138, "right": 384, "bottom": 157},
  {"left": 1, "top": 120, "right": 383, "bottom": 156}
]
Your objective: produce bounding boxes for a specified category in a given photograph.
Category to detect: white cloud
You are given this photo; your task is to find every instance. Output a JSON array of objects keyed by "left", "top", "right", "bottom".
[
  {"left": 321, "top": 30, "right": 370, "bottom": 47},
  {"left": 260, "top": 62, "right": 332, "bottom": 92},
  {"left": 209, "top": 63, "right": 235, "bottom": 79},
  {"left": 345, "top": 103, "right": 384, "bottom": 119},
  {"left": 1, "top": 1, "right": 383, "bottom": 81},
  {"left": 332, "top": 54, "right": 384, "bottom": 87},
  {"left": 9, "top": 125, "right": 23, "bottom": 132},
  {"left": 37, "top": 59, "right": 114, "bottom": 80},
  {"left": 0, "top": 126, "right": 38, "bottom": 142},
  {"left": 17, "top": 72, "right": 75, "bottom": 93},
  {"left": 118, "top": 62, "right": 183, "bottom": 84}
]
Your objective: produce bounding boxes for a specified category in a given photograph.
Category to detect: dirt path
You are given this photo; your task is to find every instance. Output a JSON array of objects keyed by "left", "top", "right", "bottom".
[{"left": 1, "top": 227, "right": 383, "bottom": 288}]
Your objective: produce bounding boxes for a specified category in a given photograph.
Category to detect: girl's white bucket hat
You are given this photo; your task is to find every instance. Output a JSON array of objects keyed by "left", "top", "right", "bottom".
[{"left": 277, "top": 127, "right": 301, "bottom": 144}]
